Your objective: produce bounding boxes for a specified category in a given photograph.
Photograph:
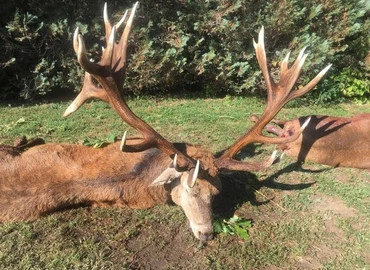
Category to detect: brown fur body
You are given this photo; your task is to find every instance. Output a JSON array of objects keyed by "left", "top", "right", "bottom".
[
  {"left": 0, "top": 139, "right": 220, "bottom": 223},
  {"left": 276, "top": 114, "right": 370, "bottom": 169}
]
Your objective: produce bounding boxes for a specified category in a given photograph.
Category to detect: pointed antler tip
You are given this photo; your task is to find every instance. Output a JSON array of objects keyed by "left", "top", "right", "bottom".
[
  {"left": 63, "top": 105, "right": 77, "bottom": 118},
  {"left": 323, "top": 64, "right": 332, "bottom": 73},
  {"left": 267, "top": 150, "right": 280, "bottom": 165},
  {"left": 190, "top": 159, "right": 200, "bottom": 187},
  {"left": 173, "top": 153, "right": 178, "bottom": 163},
  {"left": 295, "top": 47, "right": 307, "bottom": 62},
  {"left": 76, "top": 34, "right": 86, "bottom": 54},
  {"left": 104, "top": 2, "right": 108, "bottom": 20},
  {"left": 271, "top": 150, "right": 278, "bottom": 160},
  {"left": 282, "top": 51, "right": 291, "bottom": 64},
  {"left": 313, "top": 64, "right": 332, "bottom": 80},
  {"left": 133, "top": 2, "right": 139, "bottom": 9},
  {"left": 120, "top": 131, "right": 128, "bottom": 151},
  {"left": 302, "top": 116, "right": 311, "bottom": 129},
  {"left": 73, "top": 28, "right": 80, "bottom": 53}
]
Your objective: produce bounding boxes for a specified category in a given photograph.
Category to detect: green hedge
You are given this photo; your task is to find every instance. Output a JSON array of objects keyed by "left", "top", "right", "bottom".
[{"left": 1, "top": 0, "right": 369, "bottom": 102}]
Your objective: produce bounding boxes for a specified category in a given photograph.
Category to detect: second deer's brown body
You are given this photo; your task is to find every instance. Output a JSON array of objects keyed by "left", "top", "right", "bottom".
[{"left": 267, "top": 113, "right": 370, "bottom": 169}]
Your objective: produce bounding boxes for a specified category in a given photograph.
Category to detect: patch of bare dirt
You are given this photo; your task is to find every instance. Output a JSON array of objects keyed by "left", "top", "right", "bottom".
[
  {"left": 293, "top": 194, "right": 360, "bottom": 268},
  {"left": 312, "top": 194, "right": 358, "bottom": 218},
  {"left": 124, "top": 224, "right": 205, "bottom": 269},
  {"left": 297, "top": 244, "right": 339, "bottom": 269},
  {"left": 312, "top": 194, "right": 357, "bottom": 245}
]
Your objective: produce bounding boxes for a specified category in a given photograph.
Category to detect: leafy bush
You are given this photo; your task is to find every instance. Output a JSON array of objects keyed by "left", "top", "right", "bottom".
[
  {"left": 1, "top": 8, "right": 80, "bottom": 99},
  {"left": 0, "top": 0, "right": 100, "bottom": 100},
  {"left": 127, "top": 0, "right": 370, "bottom": 102},
  {"left": 0, "top": 0, "right": 369, "bottom": 102},
  {"left": 317, "top": 67, "right": 370, "bottom": 103}
]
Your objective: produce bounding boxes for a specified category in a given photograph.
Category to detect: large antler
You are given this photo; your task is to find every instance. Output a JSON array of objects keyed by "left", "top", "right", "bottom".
[
  {"left": 63, "top": 2, "right": 196, "bottom": 171},
  {"left": 215, "top": 27, "right": 331, "bottom": 171}
]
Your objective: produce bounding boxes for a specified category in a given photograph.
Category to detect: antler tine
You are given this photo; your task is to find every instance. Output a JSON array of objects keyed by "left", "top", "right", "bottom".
[
  {"left": 289, "top": 63, "right": 332, "bottom": 100},
  {"left": 63, "top": 72, "right": 109, "bottom": 117},
  {"left": 74, "top": 27, "right": 108, "bottom": 76},
  {"left": 104, "top": 3, "right": 129, "bottom": 46},
  {"left": 214, "top": 27, "right": 331, "bottom": 171},
  {"left": 103, "top": 3, "right": 111, "bottom": 36},
  {"left": 253, "top": 27, "right": 275, "bottom": 101},
  {"left": 73, "top": 27, "right": 79, "bottom": 55},
  {"left": 116, "top": 2, "right": 138, "bottom": 70}
]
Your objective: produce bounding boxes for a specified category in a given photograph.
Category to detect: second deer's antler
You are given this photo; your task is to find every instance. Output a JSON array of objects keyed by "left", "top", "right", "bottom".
[{"left": 214, "top": 27, "right": 331, "bottom": 171}]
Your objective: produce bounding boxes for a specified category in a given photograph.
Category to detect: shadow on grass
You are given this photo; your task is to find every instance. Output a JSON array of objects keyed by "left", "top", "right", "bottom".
[
  {"left": 262, "top": 161, "right": 330, "bottom": 190},
  {"left": 213, "top": 160, "right": 331, "bottom": 219}
]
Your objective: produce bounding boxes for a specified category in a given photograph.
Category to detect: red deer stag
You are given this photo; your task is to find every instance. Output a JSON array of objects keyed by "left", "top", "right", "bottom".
[
  {"left": 250, "top": 113, "right": 370, "bottom": 169},
  {"left": 0, "top": 2, "right": 331, "bottom": 241}
]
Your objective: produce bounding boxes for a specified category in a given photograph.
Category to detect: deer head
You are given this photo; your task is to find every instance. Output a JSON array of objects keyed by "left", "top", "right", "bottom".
[{"left": 64, "top": 2, "right": 331, "bottom": 241}]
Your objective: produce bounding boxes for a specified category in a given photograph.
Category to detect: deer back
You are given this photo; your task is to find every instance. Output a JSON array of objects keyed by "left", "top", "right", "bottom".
[
  {"left": 280, "top": 113, "right": 370, "bottom": 168},
  {"left": 0, "top": 140, "right": 171, "bottom": 221}
]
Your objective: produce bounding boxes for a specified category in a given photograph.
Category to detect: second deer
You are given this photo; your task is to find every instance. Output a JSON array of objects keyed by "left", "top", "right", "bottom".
[{"left": 250, "top": 113, "right": 370, "bottom": 169}]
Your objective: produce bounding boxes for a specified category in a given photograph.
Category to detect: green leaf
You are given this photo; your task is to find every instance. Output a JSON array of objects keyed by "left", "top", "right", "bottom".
[
  {"left": 234, "top": 225, "right": 250, "bottom": 240},
  {"left": 235, "top": 220, "right": 252, "bottom": 228},
  {"left": 213, "top": 219, "right": 223, "bottom": 233},
  {"left": 213, "top": 215, "right": 251, "bottom": 240}
]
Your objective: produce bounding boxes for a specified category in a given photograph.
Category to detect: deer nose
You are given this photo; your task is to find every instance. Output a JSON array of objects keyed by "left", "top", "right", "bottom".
[{"left": 198, "top": 231, "right": 214, "bottom": 242}]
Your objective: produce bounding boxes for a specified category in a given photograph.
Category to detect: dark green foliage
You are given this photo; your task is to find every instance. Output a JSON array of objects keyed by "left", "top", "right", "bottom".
[{"left": 0, "top": 0, "right": 369, "bottom": 102}]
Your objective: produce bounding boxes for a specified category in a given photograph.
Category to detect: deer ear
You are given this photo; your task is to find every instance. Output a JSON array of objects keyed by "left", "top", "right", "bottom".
[{"left": 149, "top": 167, "right": 183, "bottom": 187}]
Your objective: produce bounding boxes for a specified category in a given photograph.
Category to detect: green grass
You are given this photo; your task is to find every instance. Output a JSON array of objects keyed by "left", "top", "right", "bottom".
[{"left": 1, "top": 96, "right": 370, "bottom": 269}]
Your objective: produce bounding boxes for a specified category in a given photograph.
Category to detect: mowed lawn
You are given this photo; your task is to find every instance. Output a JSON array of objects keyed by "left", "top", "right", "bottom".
[{"left": 1, "top": 96, "right": 370, "bottom": 269}]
